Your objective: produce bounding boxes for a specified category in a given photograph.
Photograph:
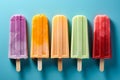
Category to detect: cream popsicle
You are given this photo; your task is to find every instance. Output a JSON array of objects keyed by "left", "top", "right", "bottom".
[
  {"left": 51, "top": 15, "right": 69, "bottom": 71},
  {"left": 8, "top": 15, "right": 28, "bottom": 72},
  {"left": 31, "top": 14, "right": 49, "bottom": 71},
  {"left": 71, "top": 15, "right": 89, "bottom": 71},
  {"left": 93, "top": 15, "right": 112, "bottom": 72}
]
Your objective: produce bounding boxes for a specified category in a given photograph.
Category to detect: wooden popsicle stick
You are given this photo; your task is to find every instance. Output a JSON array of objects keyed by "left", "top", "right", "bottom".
[
  {"left": 58, "top": 58, "right": 62, "bottom": 71},
  {"left": 77, "top": 59, "right": 82, "bottom": 71},
  {"left": 100, "top": 59, "right": 104, "bottom": 72},
  {"left": 16, "top": 59, "right": 21, "bottom": 72},
  {"left": 38, "top": 58, "right": 42, "bottom": 71}
]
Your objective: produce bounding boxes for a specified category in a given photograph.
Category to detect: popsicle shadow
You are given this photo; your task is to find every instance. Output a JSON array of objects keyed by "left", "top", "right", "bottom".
[
  {"left": 83, "top": 20, "right": 97, "bottom": 68},
  {"left": 41, "top": 59, "right": 51, "bottom": 80},
  {"left": 10, "top": 58, "right": 30, "bottom": 80},
  {"left": 10, "top": 59, "right": 30, "bottom": 69},
  {"left": 82, "top": 19, "right": 98, "bottom": 80},
  {"left": 42, "top": 58, "right": 57, "bottom": 80},
  {"left": 104, "top": 20, "right": 118, "bottom": 79},
  {"left": 20, "top": 20, "right": 31, "bottom": 71},
  {"left": 32, "top": 58, "right": 58, "bottom": 80},
  {"left": 10, "top": 59, "right": 16, "bottom": 67},
  {"left": 68, "top": 18, "right": 71, "bottom": 52},
  {"left": 19, "top": 59, "right": 30, "bottom": 78},
  {"left": 88, "top": 20, "right": 99, "bottom": 67},
  {"left": 63, "top": 19, "right": 77, "bottom": 70},
  {"left": 88, "top": 19, "right": 93, "bottom": 58},
  {"left": 61, "top": 19, "right": 77, "bottom": 80},
  {"left": 62, "top": 58, "right": 76, "bottom": 80},
  {"left": 26, "top": 20, "right": 30, "bottom": 58},
  {"left": 48, "top": 19, "right": 51, "bottom": 58}
]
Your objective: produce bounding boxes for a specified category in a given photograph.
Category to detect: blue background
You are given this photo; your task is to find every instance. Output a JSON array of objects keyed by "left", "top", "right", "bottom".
[{"left": 0, "top": 0, "right": 120, "bottom": 80}]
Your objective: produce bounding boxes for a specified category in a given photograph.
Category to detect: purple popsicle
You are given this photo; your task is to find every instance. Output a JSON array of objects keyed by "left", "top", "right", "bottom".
[{"left": 8, "top": 15, "right": 28, "bottom": 72}]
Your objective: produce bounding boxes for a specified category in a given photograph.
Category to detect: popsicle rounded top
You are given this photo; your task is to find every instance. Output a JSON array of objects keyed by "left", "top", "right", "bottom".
[
  {"left": 93, "top": 15, "right": 112, "bottom": 59},
  {"left": 71, "top": 15, "right": 89, "bottom": 59},
  {"left": 8, "top": 15, "right": 28, "bottom": 59},
  {"left": 31, "top": 14, "right": 49, "bottom": 58},
  {"left": 51, "top": 15, "right": 69, "bottom": 58}
]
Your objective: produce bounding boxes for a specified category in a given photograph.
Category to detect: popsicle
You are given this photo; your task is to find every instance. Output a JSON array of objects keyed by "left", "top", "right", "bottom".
[
  {"left": 93, "top": 15, "right": 112, "bottom": 72},
  {"left": 51, "top": 15, "right": 69, "bottom": 71},
  {"left": 71, "top": 15, "right": 89, "bottom": 71},
  {"left": 31, "top": 14, "right": 49, "bottom": 71},
  {"left": 8, "top": 15, "right": 28, "bottom": 72}
]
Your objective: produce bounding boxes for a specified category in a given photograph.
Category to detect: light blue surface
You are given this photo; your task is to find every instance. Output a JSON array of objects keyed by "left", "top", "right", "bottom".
[{"left": 0, "top": 0, "right": 120, "bottom": 80}]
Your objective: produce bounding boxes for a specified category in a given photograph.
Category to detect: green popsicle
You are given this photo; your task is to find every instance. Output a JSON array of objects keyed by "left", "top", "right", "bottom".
[{"left": 71, "top": 15, "right": 89, "bottom": 71}]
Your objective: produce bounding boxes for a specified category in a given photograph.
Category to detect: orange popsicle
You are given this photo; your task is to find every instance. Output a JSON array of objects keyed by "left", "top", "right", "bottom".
[
  {"left": 31, "top": 14, "right": 49, "bottom": 71},
  {"left": 51, "top": 15, "right": 69, "bottom": 71}
]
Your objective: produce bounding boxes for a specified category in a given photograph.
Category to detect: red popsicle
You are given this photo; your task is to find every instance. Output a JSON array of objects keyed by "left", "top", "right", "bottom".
[{"left": 93, "top": 15, "right": 112, "bottom": 72}]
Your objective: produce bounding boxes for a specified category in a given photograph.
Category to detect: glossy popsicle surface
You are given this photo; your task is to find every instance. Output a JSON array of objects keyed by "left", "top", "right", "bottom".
[
  {"left": 9, "top": 15, "right": 27, "bottom": 59},
  {"left": 71, "top": 15, "right": 89, "bottom": 59},
  {"left": 31, "top": 14, "right": 49, "bottom": 58},
  {"left": 93, "top": 15, "right": 111, "bottom": 59},
  {"left": 51, "top": 15, "right": 69, "bottom": 58}
]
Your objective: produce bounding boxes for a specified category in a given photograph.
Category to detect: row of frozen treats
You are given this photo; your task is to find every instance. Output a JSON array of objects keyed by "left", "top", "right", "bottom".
[{"left": 8, "top": 14, "right": 112, "bottom": 72}]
